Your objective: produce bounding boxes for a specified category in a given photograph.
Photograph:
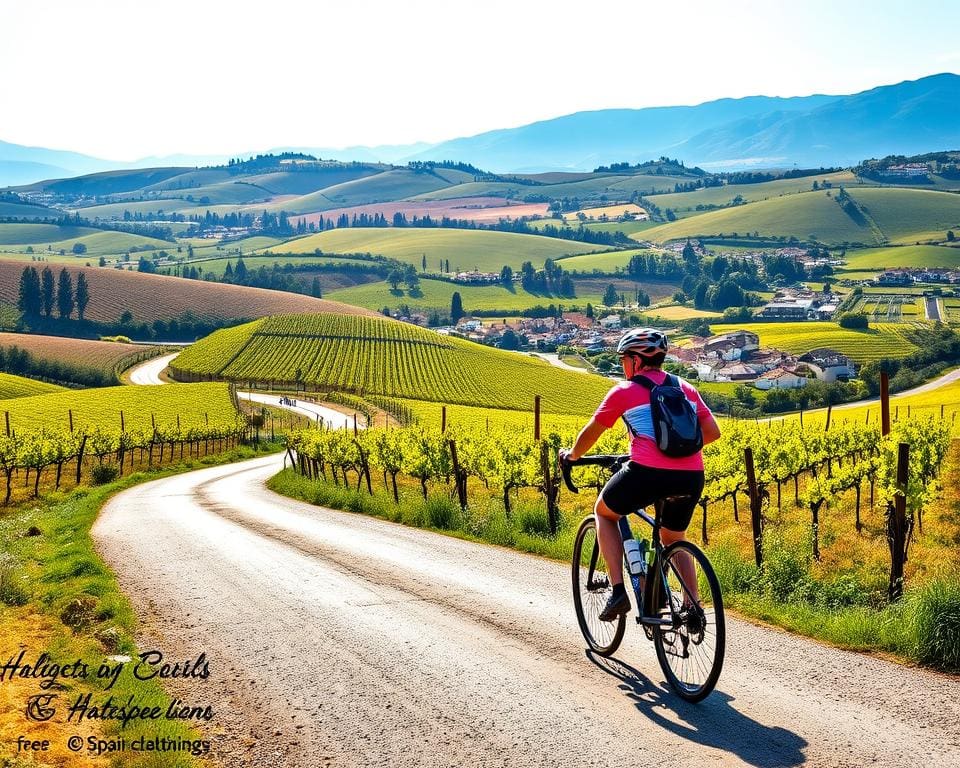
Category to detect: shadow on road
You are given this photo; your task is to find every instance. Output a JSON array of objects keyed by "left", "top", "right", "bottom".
[{"left": 587, "top": 651, "right": 807, "bottom": 768}]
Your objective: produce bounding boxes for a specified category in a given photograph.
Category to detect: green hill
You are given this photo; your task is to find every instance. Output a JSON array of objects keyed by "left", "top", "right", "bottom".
[
  {"left": 0, "top": 200, "right": 59, "bottom": 219},
  {"left": 266, "top": 227, "right": 607, "bottom": 270},
  {"left": 172, "top": 313, "right": 611, "bottom": 413},
  {"left": 840, "top": 245, "right": 960, "bottom": 270},
  {"left": 0, "top": 225, "right": 173, "bottom": 256},
  {"left": 848, "top": 187, "right": 960, "bottom": 244},
  {"left": 0, "top": 372, "right": 65, "bottom": 399},
  {"left": 0, "top": 223, "right": 95, "bottom": 245},
  {"left": 555, "top": 248, "right": 654, "bottom": 272},
  {"left": 643, "top": 171, "right": 860, "bottom": 217},
  {"left": 642, "top": 191, "right": 871, "bottom": 245},
  {"left": 414, "top": 174, "right": 693, "bottom": 202},
  {"left": 325, "top": 275, "right": 654, "bottom": 314},
  {"left": 268, "top": 169, "right": 456, "bottom": 214},
  {"left": 642, "top": 186, "right": 960, "bottom": 247}
]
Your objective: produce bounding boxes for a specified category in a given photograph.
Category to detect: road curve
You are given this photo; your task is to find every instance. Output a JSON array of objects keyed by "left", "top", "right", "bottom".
[
  {"left": 127, "top": 352, "right": 179, "bottom": 385},
  {"left": 92, "top": 455, "right": 960, "bottom": 768},
  {"left": 238, "top": 391, "right": 365, "bottom": 430}
]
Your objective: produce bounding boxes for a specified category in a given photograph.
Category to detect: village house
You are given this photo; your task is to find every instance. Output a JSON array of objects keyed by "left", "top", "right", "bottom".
[
  {"left": 754, "top": 367, "right": 808, "bottom": 390},
  {"left": 798, "top": 348, "right": 856, "bottom": 382}
]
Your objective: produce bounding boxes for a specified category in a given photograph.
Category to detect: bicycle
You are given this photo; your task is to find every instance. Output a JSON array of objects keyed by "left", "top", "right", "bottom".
[{"left": 561, "top": 453, "right": 725, "bottom": 703}]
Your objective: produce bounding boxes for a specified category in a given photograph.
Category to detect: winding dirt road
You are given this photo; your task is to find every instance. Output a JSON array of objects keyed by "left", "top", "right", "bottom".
[{"left": 92, "top": 455, "right": 960, "bottom": 768}]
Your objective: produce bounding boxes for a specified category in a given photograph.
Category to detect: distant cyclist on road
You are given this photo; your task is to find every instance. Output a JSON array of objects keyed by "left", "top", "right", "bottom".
[{"left": 559, "top": 328, "right": 721, "bottom": 621}]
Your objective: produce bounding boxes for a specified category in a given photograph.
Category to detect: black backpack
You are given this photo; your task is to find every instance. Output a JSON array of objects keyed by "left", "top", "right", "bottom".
[{"left": 629, "top": 374, "right": 703, "bottom": 457}]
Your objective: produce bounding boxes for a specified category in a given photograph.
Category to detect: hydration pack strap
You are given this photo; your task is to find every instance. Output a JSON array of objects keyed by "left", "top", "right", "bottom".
[{"left": 630, "top": 373, "right": 678, "bottom": 389}]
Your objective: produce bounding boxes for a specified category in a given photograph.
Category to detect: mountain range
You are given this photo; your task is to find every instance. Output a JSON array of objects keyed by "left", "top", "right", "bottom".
[{"left": 2, "top": 73, "right": 958, "bottom": 186}]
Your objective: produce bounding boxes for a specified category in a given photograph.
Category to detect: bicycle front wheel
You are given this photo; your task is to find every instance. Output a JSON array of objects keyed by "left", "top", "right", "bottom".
[
  {"left": 571, "top": 515, "right": 625, "bottom": 656},
  {"left": 650, "top": 540, "right": 725, "bottom": 702}
]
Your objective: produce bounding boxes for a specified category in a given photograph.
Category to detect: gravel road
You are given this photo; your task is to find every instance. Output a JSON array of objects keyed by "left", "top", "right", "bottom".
[{"left": 92, "top": 454, "right": 960, "bottom": 768}]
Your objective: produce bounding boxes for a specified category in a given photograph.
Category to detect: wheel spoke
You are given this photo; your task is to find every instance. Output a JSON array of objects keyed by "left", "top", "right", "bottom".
[{"left": 652, "top": 541, "right": 725, "bottom": 701}]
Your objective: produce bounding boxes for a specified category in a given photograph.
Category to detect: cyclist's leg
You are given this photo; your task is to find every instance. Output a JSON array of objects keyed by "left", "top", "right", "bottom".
[
  {"left": 594, "top": 494, "right": 624, "bottom": 588},
  {"left": 659, "top": 526, "right": 699, "bottom": 605},
  {"left": 659, "top": 472, "right": 706, "bottom": 606}
]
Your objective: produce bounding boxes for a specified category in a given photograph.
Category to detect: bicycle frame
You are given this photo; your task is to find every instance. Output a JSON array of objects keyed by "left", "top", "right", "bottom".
[{"left": 562, "top": 454, "right": 694, "bottom": 629}]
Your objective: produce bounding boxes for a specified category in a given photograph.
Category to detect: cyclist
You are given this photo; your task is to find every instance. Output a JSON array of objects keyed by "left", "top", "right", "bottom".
[{"left": 559, "top": 327, "right": 721, "bottom": 621}]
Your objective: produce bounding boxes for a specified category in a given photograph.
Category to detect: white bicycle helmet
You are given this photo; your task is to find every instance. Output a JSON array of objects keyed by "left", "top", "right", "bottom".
[{"left": 616, "top": 327, "right": 668, "bottom": 358}]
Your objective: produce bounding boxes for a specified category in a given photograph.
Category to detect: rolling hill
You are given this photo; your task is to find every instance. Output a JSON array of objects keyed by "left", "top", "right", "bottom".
[
  {"left": 0, "top": 261, "right": 378, "bottom": 324},
  {"left": 641, "top": 186, "right": 960, "bottom": 246},
  {"left": 266, "top": 227, "right": 609, "bottom": 270},
  {"left": 642, "top": 191, "right": 869, "bottom": 245},
  {"left": 0, "top": 371, "right": 66, "bottom": 399},
  {"left": 171, "top": 313, "right": 611, "bottom": 413}
]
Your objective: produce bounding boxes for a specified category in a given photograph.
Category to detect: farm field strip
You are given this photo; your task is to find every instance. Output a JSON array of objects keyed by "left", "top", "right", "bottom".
[
  {"left": 0, "top": 372, "right": 66, "bottom": 399},
  {"left": 0, "top": 331, "right": 163, "bottom": 374},
  {"left": 707, "top": 321, "right": 925, "bottom": 362},
  {"left": 1, "top": 382, "right": 239, "bottom": 434}
]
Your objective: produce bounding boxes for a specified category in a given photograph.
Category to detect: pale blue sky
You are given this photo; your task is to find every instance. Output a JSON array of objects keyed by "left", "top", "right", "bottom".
[{"left": 3, "top": 0, "right": 958, "bottom": 159}]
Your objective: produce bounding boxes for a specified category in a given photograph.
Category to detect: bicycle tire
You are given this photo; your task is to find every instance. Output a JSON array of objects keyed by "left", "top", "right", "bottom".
[
  {"left": 650, "top": 540, "right": 725, "bottom": 702},
  {"left": 571, "top": 515, "right": 626, "bottom": 656}
]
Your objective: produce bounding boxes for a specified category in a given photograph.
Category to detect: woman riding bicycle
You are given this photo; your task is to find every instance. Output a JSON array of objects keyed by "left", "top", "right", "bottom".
[{"left": 559, "top": 327, "right": 721, "bottom": 621}]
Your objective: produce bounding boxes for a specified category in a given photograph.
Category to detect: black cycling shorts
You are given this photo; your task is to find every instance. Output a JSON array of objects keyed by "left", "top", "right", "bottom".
[{"left": 599, "top": 461, "right": 705, "bottom": 532}]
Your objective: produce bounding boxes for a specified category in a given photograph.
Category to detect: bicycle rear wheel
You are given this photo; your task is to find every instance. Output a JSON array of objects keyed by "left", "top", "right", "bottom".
[
  {"left": 571, "top": 515, "right": 625, "bottom": 656},
  {"left": 650, "top": 540, "right": 725, "bottom": 702}
]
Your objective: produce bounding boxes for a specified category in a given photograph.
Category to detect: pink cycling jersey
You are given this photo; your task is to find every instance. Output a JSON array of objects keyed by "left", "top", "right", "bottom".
[{"left": 592, "top": 370, "right": 713, "bottom": 470}]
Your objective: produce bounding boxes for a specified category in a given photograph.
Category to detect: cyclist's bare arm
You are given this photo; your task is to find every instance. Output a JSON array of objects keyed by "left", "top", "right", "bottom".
[
  {"left": 562, "top": 417, "right": 607, "bottom": 462},
  {"left": 701, "top": 413, "right": 721, "bottom": 445}
]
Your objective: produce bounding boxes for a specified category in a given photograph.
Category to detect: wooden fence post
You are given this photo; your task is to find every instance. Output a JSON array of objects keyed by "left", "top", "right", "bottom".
[
  {"left": 887, "top": 442, "right": 910, "bottom": 602},
  {"left": 68, "top": 410, "right": 74, "bottom": 433},
  {"left": 120, "top": 411, "right": 125, "bottom": 432},
  {"left": 441, "top": 406, "right": 447, "bottom": 434},
  {"left": 540, "top": 441, "right": 558, "bottom": 535},
  {"left": 534, "top": 395, "right": 541, "bottom": 441},
  {"left": 824, "top": 405, "right": 832, "bottom": 432},
  {"left": 880, "top": 371, "right": 890, "bottom": 436},
  {"left": 4, "top": 411, "right": 8, "bottom": 437},
  {"left": 448, "top": 439, "right": 467, "bottom": 510},
  {"left": 75, "top": 435, "right": 87, "bottom": 485},
  {"left": 744, "top": 447, "right": 764, "bottom": 568}
]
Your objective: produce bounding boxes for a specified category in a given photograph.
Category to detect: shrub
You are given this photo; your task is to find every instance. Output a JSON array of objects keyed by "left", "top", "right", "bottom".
[
  {"left": 838, "top": 312, "right": 870, "bottom": 329},
  {"left": 707, "top": 542, "right": 758, "bottom": 594},
  {"left": 514, "top": 502, "right": 552, "bottom": 537},
  {"left": 60, "top": 595, "right": 99, "bottom": 630},
  {"left": 422, "top": 494, "right": 459, "bottom": 530},
  {"left": 910, "top": 577, "right": 960, "bottom": 672},
  {"left": 759, "top": 534, "right": 814, "bottom": 603},
  {"left": 91, "top": 464, "right": 119, "bottom": 485}
]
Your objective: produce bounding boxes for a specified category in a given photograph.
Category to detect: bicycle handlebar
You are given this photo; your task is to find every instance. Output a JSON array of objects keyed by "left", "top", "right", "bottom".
[{"left": 559, "top": 453, "right": 629, "bottom": 493}]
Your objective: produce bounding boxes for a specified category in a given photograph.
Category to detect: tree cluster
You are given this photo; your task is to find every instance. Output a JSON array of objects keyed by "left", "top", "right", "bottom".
[{"left": 17, "top": 267, "right": 89, "bottom": 321}]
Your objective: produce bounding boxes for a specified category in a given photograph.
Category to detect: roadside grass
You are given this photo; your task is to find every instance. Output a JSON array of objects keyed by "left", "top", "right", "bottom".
[{"left": 0, "top": 442, "right": 281, "bottom": 768}]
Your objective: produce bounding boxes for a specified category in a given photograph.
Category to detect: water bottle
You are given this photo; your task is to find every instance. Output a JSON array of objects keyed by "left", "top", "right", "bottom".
[{"left": 624, "top": 537, "right": 646, "bottom": 577}]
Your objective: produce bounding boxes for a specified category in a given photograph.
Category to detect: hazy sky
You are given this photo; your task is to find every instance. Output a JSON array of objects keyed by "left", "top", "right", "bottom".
[{"left": 3, "top": 0, "right": 959, "bottom": 160}]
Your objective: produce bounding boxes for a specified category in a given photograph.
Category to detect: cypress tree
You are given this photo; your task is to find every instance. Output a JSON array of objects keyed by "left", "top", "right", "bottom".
[
  {"left": 41, "top": 267, "right": 55, "bottom": 317},
  {"left": 451, "top": 291, "right": 464, "bottom": 323},
  {"left": 17, "top": 267, "right": 42, "bottom": 318},
  {"left": 57, "top": 268, "right": 74, "bottom": 319},
  {"left": 75, "top": 272, "right": 89, "bottom": 321}
]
